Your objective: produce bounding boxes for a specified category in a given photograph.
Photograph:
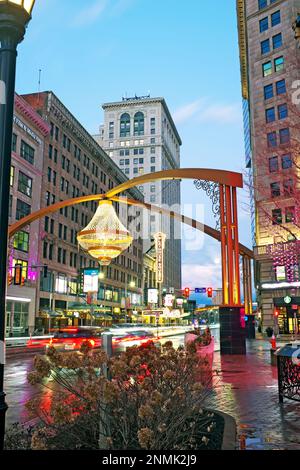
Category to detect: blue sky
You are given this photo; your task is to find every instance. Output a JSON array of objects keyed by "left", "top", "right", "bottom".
[{"left": 15, "top": 0, "right": 251, "bottom": 291}]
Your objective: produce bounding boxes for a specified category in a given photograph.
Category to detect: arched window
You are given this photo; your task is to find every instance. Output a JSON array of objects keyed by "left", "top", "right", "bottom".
[
  {"left": 134, "top": 112, "right": 144, "bottom": 136},
  {"left": 120, "top": 113, "right": 131, "bottom": 137}
]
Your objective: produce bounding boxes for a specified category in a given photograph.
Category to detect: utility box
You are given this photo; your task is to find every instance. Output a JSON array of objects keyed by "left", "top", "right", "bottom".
[{"left": 276, "top": 344, "right": 300, "bottom": 403}]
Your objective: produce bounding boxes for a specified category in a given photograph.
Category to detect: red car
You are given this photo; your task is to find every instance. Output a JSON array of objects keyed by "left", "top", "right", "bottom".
[{"left": 46, "top": 327, "right": 104, "bottom": 352}]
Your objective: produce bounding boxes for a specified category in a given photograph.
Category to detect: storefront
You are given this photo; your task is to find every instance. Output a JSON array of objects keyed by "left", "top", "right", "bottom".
[{"left": 274, "top": 297, "right": 300, "bottom": 334}]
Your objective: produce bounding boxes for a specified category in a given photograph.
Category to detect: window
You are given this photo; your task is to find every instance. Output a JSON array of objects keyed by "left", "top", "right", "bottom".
[
  {"left": 133, "top": 167, "right": 138, "bottom": 174},
  {"left": 10, "top": 166, "right": 14, "bottom": 186},
  {"left": 271, "top": 10, "right": 281, "bottom": 27},
  {"left": 151, "top": 156, "right": 156, "bottom": 164},
  {"left": 13, "top": 259, "right": 28, "bottom": 279},
  {"left": 258, "top": 0, "right": 267, "bottom": 8},
  {"left": 264, "top": 84, "right": 273, "bottom": 100},
  {"left": 139, "top": 158, "right": 144, "bottom": 164},
  {"left": 13, "top": 231, "right": 29, "bottom": 252},
  {"left": 12, "top": 133, "right": 17, "bottom": 152},
  {"left": 274, "top": 56, "right": 284, "bottom": 72},
  {"left": 279, "top": 128, "right": 290, "bottom": 144},
  {"left": 55, "top": 126, "right": 59, "bottom": 141},
  {"left": 267, "top": 131, "right": 277, "bottom": 147},
  {"left": 286, "top": 207, "right": 295, "bottom": 223},
  {"left": 261, "top": 39, "right": 270, "bottom": 54},
  {"left": 276, "top": 79, "right": 286, "bottom": 95},
  {"left": 43, "top": 241, "right": 48, "bottom": 259},
  {"left": 269, "top": 156, "right": 278, "bottom": 172},
  {"left": 283, "top": 179, "right": 293, "bottom": 196},
  {"left": 16, "top": 199, "right": 31, "bottom": 220},
  {"left": 270, "top": 182, "right": 280, "bottom": 197},
  {"left": 151, "top": 166, "right": 156, "bottom": 173},
  {"left": 273, "top": 33, "right": 282, "bottom": 49},
  {"left": 151, "top": 147, "right": 155, "bottom": 154},
  {"left": 266, "top": 107, "right": 275, "bottom": 123},
  {"left": 120, "top": 113, "right": 130, "bottom": 137},
  {"left": 272, "top": 208, "right": 282, "bottom": 224},
  {"left": 120, "top": 159, "right": 124, "bottom": 166},
  {"left": 18, "top": 171, "right": 32, "bottom": 197},
  {"left": 134, "top": 112, "right": 144, "bottom": 136},
  {"left": 263, "top": 61, "right": 272, "bottom": 77},
  {"left": 20, "top": 140, "right": 34, "bottom": 164},
  {"left": 151, "top": 138, "right": 155, "bottom": 144},
  {"left": 278, "top": 103, "right": 288, "bottom": 120},
  {"left": 125, "top": 168, "right": 130, "bottom": 175},
  {"left": 281, "top": 153, "right": 292, "bottom": 169},
  {"left": 47, "top": 167, "right": 52, "bottom": 183},
  {"left": 150, "top": 195, "right": 156, "bottom": 203},
  {"left": 260, "top": 17, "right": 268, "bottom": 33}
]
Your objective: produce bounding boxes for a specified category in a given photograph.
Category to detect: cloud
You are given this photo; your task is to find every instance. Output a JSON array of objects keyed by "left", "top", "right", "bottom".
[
  {"left": 71, "top": 0, "right": 108, "bottom": 27},
  {"left": 173, "top": 99, "right": 242, "bottom": 125},
  {"left": 182, "top": 264, "right": 222, "bottom": 288}
]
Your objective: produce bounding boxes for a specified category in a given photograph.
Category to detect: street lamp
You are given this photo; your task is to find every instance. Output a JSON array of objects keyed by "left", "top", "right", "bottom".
[{"left": 0, "top": 0, "right": 35, "bottom": 449}]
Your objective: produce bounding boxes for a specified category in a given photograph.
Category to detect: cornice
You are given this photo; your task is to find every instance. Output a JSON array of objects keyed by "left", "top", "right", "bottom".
[
  {"left": 15, "top": 94, "right": 50, "bottom": 137},
  {"left": 237, "top": 0, "right": 249, "bottom": 100}
]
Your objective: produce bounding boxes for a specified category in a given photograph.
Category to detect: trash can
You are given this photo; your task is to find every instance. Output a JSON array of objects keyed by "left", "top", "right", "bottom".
[{"left": 276, "top": 343, "right": 300, "bottom": 403}]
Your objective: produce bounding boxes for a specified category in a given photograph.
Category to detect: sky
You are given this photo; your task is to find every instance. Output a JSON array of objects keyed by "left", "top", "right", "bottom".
[{"left": 15, "top": 0, "right": 252, "bottom": 294}]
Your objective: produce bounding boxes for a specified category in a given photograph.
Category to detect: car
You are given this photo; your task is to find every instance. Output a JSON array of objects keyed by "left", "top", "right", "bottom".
[
  {"left": 45, "top": 327, "right": 105, "bottom": 352},
  {"left": 112, "top": 329, "right": 161, "bottom": 353}
]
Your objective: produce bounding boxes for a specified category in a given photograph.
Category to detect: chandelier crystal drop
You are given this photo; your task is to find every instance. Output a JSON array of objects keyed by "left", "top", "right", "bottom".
[{"left": 77, "top": 200, "right": 133, "bottom": 266}]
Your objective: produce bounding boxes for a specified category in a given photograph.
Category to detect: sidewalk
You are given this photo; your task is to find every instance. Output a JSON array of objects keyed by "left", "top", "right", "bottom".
[{"left": 206, "top": 339, "right": 300, "bottom": 450}]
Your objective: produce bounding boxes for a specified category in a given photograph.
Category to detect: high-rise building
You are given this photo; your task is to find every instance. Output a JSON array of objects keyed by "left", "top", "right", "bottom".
[
  {"left": 95, "top": 96, "right": 182, "bottom": 293},
  {"left": 237, "top": 0, "right": 300, "bottom": 333},
  {"left": 20, "top": 92, "right": 144, "bottom": 331},
  {"left": 7, "top": 94, "right": 50, "bottom": 336}
]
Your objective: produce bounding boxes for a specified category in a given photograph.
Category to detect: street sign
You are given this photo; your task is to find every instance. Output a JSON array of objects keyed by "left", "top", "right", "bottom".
[{"left": 195, "top": 288, "right": 207, "bottom": 294}]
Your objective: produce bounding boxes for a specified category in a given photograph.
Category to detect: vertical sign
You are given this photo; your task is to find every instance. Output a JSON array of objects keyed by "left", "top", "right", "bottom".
[{"left": 154, "top": 232, "right": 166, "bottom": 284}]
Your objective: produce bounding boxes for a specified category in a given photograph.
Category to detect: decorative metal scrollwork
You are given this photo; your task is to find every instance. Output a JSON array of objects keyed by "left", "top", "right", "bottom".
[
  {"left": 278, "top": 355, "right": 300, "bottom": 402},
  {"left": 194, "top": 180, "right": 220, "bottom": 229}
]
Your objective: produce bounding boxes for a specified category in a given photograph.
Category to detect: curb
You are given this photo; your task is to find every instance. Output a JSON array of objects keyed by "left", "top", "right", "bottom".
[{"left": 218, "top": 410, "right": 237, "bottom": 450}]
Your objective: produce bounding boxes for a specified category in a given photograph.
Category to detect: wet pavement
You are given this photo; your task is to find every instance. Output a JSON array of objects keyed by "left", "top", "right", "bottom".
[
  {"left": 208, "top": 340, "right": 300, "bottom": 450},
  {"left": 4, "top": 334, "right": 300, "bottom": 450}
]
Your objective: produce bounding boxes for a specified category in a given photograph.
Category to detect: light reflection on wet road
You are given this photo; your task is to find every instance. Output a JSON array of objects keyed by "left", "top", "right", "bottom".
[{"left": 4, "top": 327, "right": 220, "bottom": 427}]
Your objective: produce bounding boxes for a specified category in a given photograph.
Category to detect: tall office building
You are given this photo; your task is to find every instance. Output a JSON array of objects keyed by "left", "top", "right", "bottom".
[
  {"left": 19, "top": 92, "right": 144, "bottom": 330},
  {"left": 237, "top": 0, "right": 300, "bottom": 333},
  {"left": 95, "top": 96, "right": 182, "bottom": 293}
]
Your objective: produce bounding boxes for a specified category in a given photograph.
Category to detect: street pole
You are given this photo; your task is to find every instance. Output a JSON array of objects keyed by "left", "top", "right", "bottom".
[{"left": 0, "top": 2, "right": 34, "bottom": 449}]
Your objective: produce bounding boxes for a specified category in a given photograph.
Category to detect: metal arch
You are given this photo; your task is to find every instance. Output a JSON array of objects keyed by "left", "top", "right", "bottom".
[
  {"left": 106, "top": 168, "right": 243, "bottom": 199},
  {"left": 194, "top": 180, "right": 220, "bottom": 229}
]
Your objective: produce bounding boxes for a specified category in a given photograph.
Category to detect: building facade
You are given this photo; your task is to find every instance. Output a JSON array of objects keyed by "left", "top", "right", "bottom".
[
  {"left": 237, "top": 0, "right": 300, "bottom": 333},
  {"left": 7, "top": 94, "right": 50, "bottom": 336},
  {"left": 95, "top": 96, "right": 182, "bottom": 293},
  {"left": 19, "top": 92, "right": 144, "bottom": 331}
]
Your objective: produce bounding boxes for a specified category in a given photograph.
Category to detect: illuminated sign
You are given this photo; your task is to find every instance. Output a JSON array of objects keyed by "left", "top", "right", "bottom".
[
  {"left": 164, "top": 294, "right": 175, "bottom": 307},
  {"left": 148, "top": 289, "right": 158, "bottom": 304},
  {"left": 154, "top": 232, "right": 166, "bottom": 284},
  {"left": 83, "top": 268, "right": 99, "bottom": 293},
  {"left": 284, "top": 295, "right": 292, "bottom": 304}
]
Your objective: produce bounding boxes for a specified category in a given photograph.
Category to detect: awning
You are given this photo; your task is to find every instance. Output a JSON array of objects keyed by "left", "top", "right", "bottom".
[{"left": 40, "top": 309, "right": 63, "bottom": 318}]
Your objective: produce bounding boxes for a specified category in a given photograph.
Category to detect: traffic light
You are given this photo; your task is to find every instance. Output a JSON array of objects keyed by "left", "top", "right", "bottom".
[
  {"left": 207, "top": 287, "right": 213, "bottom": 298},
  {"left": 183, "top": 287, "right": 190, "bottom": 298},
  {"left": 14, "top": 264, "right": 22, "bottom": 286},
  {"left": 274, "top": 309, "right": 279, "bottom": 317}
]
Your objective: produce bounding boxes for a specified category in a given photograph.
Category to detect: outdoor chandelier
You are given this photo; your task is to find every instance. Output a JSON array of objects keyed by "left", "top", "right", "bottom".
[
  {"left": 77, "top": 200, "right": 133, "bottom": 266},
  {"left": 0, "top": 0, "right": 35, "bottom": 15}
]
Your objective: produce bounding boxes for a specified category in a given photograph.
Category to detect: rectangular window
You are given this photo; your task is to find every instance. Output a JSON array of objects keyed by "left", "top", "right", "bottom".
[
  {"left": 264, "top": 84, "right": 274, "bottom": 100},
  {"left": 270, "top": 182, "right": 280, "bottom": 197},
  {"left": 276, "top": 79, "right": 286, "bottom": 95},
  {"left": 151, "top": 156, "right": 156, "bottom": 164},
  {"left": 272, "top": 33, "right": 282, "bottom": 49},
  {"left": 278, "top": 103, "right": 288, "bottom": 120},
  {"left": 260, "top": 17, "right": 269, "bottom": 33},
  {"left": 13, "top": 231, "right": 29, "bottom": 252},
  {"left": 151, "top": 166, "right": 156, "bottom": 173},
  {"left": 10, "top": 166, "right": 14, "bottom": 187},
  {"left": 266, "top": 107, "right": 276, "bottom": 123},
  {"left": 272, "top": 208, "right": 282, "bottom": 225},
  {"left": 261, "top": 39, "right": 270, "bottom": 54},
  {"left": 18, "top": 171, "right": 32, "bottom": 197},
  {"left": 271, "top": 10, "right": 281, "bottom": 27},
  {"left": 281, "top": 153, "right": 292, "bottom": 169},
  {"left": 267, "top": 132, "right": 277, "bottom": 147},
  {"left": 283, "top": 179, "right": 293, "bottom": 196},
  {"left": 279, "top": 128, "right": 290, "bottom": 144},
  {"left": 20, "top": 140, "right": 34, "bottom": 164},
  {"left": 258, "top": 0, "right": 267, "bottom": 8},
  {"left": 285, "top": 207, "right": 295, "bottom": 223},
  {"left": 12, "top": 133, "right": 17, "bottom": 152},
  {"left": 55, "top": 126, "right": 59, "bottom": 141},
  {"left": 263, "top": 61, "right": 272, "bottom": 77},
  {"left": 16, "top": 199, "right": 31, "bottom": 220},
  {"left": 133, "top": 167, "right": 138, "bottom": 174},
  {"left": 269, "top": 156, "right": 278, "bottom": 172},
  {"left": 274, "top": 56, "right": 284, "bottom": 72}
]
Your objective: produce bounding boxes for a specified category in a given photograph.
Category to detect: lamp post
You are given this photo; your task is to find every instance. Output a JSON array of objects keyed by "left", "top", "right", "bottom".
[{"left": 0, "top": 0, "right": 35, "bottom": 449}]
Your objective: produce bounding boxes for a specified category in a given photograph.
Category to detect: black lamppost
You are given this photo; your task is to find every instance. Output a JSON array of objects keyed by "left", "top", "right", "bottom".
[{"left": 0, "top": 0, "right": 35, "bottom": 450}]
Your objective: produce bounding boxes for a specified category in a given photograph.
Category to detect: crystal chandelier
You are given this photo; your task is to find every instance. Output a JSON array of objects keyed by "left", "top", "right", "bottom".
[{"left": 77, "top": 200, "right": 133, "bottom": 266}]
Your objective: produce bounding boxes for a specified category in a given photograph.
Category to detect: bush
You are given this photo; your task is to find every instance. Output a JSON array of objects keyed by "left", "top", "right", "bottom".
[{"left": 6, "top": 341, "right": 223, "bottom": 450}]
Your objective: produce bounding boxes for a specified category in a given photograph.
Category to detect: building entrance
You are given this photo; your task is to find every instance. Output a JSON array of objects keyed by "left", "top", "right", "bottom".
[{"left": 277, "top": 306, "right": 300, "bottom": 335}]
